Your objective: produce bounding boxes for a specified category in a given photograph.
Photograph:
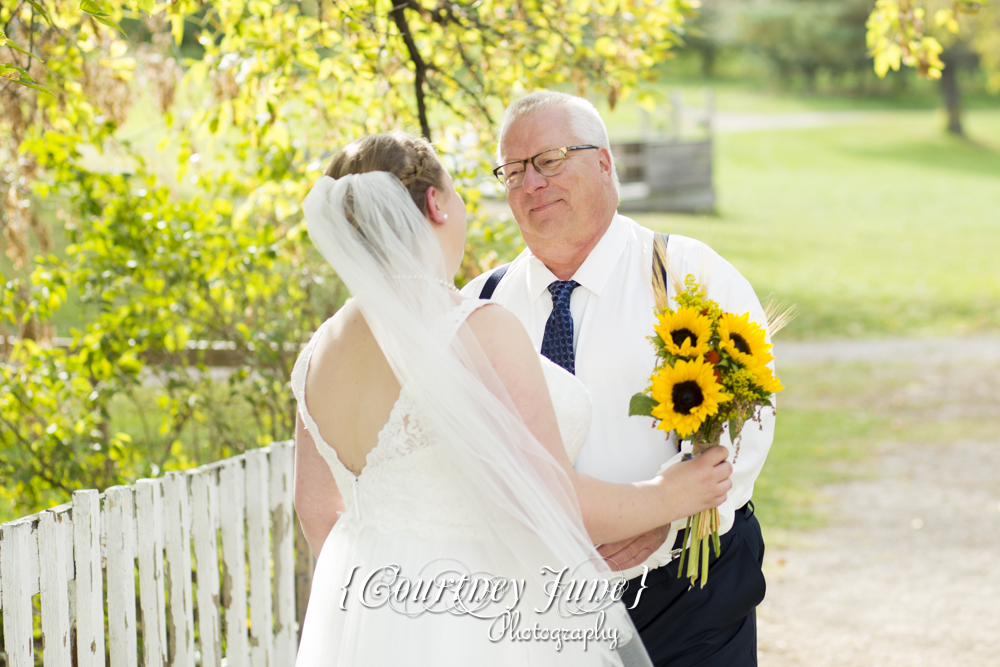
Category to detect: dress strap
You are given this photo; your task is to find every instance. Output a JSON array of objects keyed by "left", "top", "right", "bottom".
[
  {"left": 290, "top": 317, "right": 335, "bottom": 412},
  {"left": 443, "top": 298, "right": 496, "bottom": 341}
]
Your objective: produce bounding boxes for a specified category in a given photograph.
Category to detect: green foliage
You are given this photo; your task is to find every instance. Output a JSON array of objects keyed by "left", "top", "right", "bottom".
[
  {"left": 865, "top": 0, "right": 999, "bottom": 87},
  {"left": 739, "top": 0, "right": 871, "bottom": 89},
  {"left": 2, "top": 0, "right": 698, "bottom": 515}
]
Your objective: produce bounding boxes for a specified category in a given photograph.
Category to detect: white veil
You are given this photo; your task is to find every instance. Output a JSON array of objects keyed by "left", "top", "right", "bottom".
[{"left": 301, "top": 172, "right": 651, "bottom": 666}]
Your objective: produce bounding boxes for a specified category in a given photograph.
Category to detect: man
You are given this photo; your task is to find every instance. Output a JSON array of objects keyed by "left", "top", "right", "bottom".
[{"left": 462, "top": 91, "right": 774, "bottom": 666}]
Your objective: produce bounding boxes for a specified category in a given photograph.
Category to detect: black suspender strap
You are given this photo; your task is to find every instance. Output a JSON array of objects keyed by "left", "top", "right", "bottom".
[
  {"left": 652, "top": 233, "right": 671, "bottom": 313},
  {"left": 478, "top": 263, "right": 511, "bottom": 300}
]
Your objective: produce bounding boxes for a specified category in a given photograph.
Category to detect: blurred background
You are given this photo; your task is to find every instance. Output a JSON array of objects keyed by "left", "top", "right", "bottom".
[{"left": 2, "top": 0, "right": 998, "bottom": 663}]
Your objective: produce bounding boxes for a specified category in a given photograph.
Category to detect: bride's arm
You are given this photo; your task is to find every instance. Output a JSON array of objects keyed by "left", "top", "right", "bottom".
[
  {"left": 466, "top": 304, "right": 732, "bottom": 545},
  {"left": 294, "top": 413, "right": 345, "bottom": 556}
]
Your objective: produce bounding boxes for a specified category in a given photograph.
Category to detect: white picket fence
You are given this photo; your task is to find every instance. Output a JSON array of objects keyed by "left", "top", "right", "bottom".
[{"left": 0, "top": 442, "right": 300, "bottom": 667}]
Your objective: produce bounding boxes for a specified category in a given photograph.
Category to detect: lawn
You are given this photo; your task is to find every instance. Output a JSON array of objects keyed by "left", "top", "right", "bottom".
[{"left": 617, "top": 108, "right": 1000, "bottom": 339}]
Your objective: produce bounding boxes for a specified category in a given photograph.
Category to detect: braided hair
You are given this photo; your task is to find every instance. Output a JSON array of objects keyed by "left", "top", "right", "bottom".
[{"left": 324, "top": 132, "right": 446, "bottom": 218}]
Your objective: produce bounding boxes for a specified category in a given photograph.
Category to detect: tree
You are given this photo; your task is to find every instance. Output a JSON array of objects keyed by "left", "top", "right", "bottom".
[
  {"left": 866, "top": 0, "right": 1000, "bottom": 135},
  {"left": 2, "top": 0, "right": 698, "bottom": 516},
  {"left": 739, "top": 0, "right": 871, "bottom": 92}
]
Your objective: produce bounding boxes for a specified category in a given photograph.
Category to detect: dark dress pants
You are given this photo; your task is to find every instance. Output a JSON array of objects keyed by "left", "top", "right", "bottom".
[{"left": 619, "top": 503, "right": 766, "bottom": 667}]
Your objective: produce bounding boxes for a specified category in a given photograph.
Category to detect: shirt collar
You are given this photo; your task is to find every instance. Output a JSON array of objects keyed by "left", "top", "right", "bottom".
[{"left": 526, "top": 214, "right": 629, "bottom": 303}]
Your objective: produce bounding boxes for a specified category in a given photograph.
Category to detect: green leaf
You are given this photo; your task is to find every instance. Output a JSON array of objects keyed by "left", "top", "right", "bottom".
[
  {"left": 79, "top": 0, "right": 108, "bottom": 15},
  {"left": 78, "top": 0, "right": 127, "bottom": 35},
  {"left": 728, "top": 418, "right": 744, "bottom": 443},
  {"left": 27, "top": 1, "right": 53, "bottom": 25},
  {"left": 138, "top": 0, "right": 154, "bottom": 12},
  {"left": 628, "top": 393, "right": 657, "bottom": 417},
  {"left": 0, "top": 31, "right": 43, "bottom": 62},
  {"left": 90, "top": 14, "right": 127, "bottom": 36},
  {"left": 0, "top": 64, "right": 51, "bottom": 94}
]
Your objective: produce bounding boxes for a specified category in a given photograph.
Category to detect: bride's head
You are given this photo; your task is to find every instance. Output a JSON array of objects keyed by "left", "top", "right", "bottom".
[{"left": 324, "top": 132, "right": 467, "bottom": 278}]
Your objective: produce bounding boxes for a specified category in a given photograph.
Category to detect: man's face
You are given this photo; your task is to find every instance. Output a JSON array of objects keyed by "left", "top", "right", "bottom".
[{"left": 501, "top": 108, "right": 615, "bottom": 258}]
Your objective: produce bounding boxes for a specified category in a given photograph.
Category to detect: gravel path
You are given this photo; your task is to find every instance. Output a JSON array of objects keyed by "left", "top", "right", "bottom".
[
  {"left": 714, "top": 110, "right": 895, "bottom": 134},
  {"left": 757, "top": 440, "right": 1000, "bottom": 666},
  {"left": 757, "top": 339, "right": 1000, "bottom": 666},
  {"left": 774, "top": 336, "right": 1000, "bottom": 366}
]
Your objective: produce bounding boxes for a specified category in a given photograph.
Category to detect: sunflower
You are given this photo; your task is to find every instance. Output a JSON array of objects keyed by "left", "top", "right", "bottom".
[
  {"left": 650, "top": 358, "right": 732, "bottom": 438},
  {"left": 654, "top": 307, "right": 712, "bottom": 357},
  {"left": 719, "top": 312, "right": 772, "bottom": 368},
  {"left": 751, "top": 363, "right": 784, "bottom": 394}
]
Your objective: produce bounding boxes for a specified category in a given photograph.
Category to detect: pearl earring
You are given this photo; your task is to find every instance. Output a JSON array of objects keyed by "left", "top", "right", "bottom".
[{"left": 442, "top": 213, "right": 449, "bottom": 220}]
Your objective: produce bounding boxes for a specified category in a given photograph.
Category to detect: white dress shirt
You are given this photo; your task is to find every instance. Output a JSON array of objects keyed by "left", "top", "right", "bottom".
[{"left": 462, "top": 214, "right": 775, "bottom": 578}]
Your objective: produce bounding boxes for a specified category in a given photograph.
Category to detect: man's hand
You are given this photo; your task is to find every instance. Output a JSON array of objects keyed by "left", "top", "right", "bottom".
[{"left": 597, "top": 524, "right": 672, "bottom": 572}]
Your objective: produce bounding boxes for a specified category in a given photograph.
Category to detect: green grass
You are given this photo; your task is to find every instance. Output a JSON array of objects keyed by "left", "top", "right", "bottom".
[
  {"left": 750, "top": 357, "right": 1000, "bottom": 538},
  {"left": 618, "top": 109, "right": 1000, "bottom": 339}
]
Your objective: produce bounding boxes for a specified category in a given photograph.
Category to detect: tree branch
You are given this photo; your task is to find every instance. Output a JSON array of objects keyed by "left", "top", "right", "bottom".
[
  {"left": 426, "top": 63, "right": 493, "bottom": 126},
  {"left": 390, "top": 1, "right": 431, "bottom": 140}
]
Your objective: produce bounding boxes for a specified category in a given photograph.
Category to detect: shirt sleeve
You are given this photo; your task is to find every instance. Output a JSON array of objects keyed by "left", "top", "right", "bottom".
[{"left": 618, "top": 235, "right": 777, "bottom": 578}]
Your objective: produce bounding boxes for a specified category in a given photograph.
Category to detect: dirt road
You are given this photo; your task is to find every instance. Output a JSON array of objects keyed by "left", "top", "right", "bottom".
[{"left": 758, "top": 339, "right": 1000, "bottom": 666}]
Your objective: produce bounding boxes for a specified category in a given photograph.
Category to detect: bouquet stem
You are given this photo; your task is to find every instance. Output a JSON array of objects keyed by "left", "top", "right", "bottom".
[{"left": 677, "top": 437, "right": 723, "bottom": 588}]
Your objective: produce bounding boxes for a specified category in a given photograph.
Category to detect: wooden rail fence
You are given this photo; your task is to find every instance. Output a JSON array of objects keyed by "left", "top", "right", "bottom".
[
  {"left": 0, "top": 442, "right": 300, "bottom": 666},
  {"left": 612, "top": 88, "right": 716, "bottom": 213}
]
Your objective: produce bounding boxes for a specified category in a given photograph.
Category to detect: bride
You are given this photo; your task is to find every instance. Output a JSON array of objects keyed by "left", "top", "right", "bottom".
[{"left": 291, "top": 132, "right": 732, "bottom": 666}]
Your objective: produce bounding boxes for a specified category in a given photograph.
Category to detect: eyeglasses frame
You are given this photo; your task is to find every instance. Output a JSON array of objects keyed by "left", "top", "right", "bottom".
[{"left": 492, "top": 145, "right": 600, "bottom": 187}]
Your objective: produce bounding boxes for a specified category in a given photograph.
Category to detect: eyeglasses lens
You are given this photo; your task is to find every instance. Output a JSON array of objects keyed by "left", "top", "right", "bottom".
[{"left": 499, "top": 149, "right": 568, "bottom": 188}]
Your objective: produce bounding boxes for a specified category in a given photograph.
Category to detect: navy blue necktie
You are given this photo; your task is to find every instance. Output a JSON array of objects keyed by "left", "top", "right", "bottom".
[{"left": 540, "top": 280, "right": 580, "bottom": 374}]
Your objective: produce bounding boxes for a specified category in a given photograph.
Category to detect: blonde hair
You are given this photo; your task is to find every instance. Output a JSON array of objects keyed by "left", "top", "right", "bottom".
[{"left": 324, "top": 131, "right": 445, "bottom": 216}]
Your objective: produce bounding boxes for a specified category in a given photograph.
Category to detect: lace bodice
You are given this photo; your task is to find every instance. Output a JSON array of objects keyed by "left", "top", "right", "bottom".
[{"left": 290, "top": 299, "right": 592, "bottom": 539}]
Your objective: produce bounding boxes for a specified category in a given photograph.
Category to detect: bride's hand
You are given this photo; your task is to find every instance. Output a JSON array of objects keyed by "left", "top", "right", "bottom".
[{"left": 657, "top": 445, "right": 732, "bottom": 519}]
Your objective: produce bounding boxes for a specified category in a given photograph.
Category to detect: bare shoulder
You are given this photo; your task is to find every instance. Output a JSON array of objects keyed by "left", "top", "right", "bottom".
[
  {"left": 309, "top": 298, "right": 369, "bottom": 370},
  {"left": 465, "top": 301, "right": 533, "bottom": 354}
]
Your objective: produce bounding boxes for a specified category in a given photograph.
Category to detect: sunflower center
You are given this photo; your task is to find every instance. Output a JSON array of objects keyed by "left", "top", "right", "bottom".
[
  {"left": 730, "top": 333, "right": 751, "bottom": 355},
  {"left": 672, "top": 381, "right": 704, "bottom": 415},
  {"left": 671, "top": 328, "right": 697, "bottom": 349}
]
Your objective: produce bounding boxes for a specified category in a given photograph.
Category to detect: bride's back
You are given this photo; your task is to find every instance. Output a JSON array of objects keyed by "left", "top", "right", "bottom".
[{"left": 304, "top": 298, "right": 400, "bottom": 476}]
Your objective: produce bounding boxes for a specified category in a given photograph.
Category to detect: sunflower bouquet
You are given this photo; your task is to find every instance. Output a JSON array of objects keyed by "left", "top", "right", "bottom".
[{"left": 629, "top": 274, "right": 783, "bottom": 588}]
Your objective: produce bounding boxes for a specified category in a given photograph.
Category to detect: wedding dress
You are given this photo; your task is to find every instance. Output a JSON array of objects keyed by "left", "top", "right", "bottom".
[
  {"left": 291, "top": 299, "right": 602, "bottom": 666},
  {"left": 294, "top": 171, "right": 648, "bottom": 667}
]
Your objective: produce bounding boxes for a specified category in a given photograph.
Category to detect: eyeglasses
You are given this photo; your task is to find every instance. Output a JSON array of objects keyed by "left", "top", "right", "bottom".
[{"left": 492, "top": 145, "right": 599, "bottom": 189}]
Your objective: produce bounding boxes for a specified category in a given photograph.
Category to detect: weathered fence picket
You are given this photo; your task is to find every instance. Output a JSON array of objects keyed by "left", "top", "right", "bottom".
[
  {"left": 191, "top": 471, "right": 223, "bottom": 667},
  {"left": 135, "top": 478, "right": 168, "bottom": 667},
  {"left": 72, "top": 490, "right": 106, "bottom": 667},
  {"left": 245, "top": 448, "right": 275, "bottom": 667},
  {"left": 38, "top": 509, "right": 73, "bottom": 666},
  {"left": 219, "top": 460, "right": 250, "bottom": 667},
  {"left": 105, "top": 485, "right": 139, "bottom": 667},
  {"left": 269, "top": 444, "right": 297, "bottom": 666},
  {"left": 1, "top": 518, "right": 37, "bottom": 667},
  {"left": 162, "top": 470, "right": 196, "bottom": 667},
  {"left": 0, "top": 442, "right": 302, "bottom": 667}
]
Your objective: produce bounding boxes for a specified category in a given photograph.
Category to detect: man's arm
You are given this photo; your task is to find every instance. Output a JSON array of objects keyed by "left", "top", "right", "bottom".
[
  {"left": 600, "top": 235, "right": 777, "bottom": 572},
  {"left": 664, "top": 236, "right": 776, "bottom": 535},
  {"left": 597, "top": 525, "right": 672, "bottom": 571}
]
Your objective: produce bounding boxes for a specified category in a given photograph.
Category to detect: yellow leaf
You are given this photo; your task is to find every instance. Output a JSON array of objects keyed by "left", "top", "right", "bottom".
[
  {"left": 594, "top": 36, "right": 616, "bottom": 58},
  {"left": 170, "top": 13, "right": 184, "bottom": 46},
  {"left": 268, "top": 121, "right": 290, "bottom": 149}
]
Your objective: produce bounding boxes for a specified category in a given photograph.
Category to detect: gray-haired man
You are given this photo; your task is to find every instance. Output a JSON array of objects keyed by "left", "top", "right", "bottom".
[{"left": 462, "top": 91, "right": 774, "bottom": 666}]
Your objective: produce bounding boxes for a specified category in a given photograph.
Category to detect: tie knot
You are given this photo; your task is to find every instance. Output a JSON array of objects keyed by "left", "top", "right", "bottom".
[{"left": 547, "top": 280, "right": 579, "bottom": 309}]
